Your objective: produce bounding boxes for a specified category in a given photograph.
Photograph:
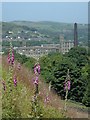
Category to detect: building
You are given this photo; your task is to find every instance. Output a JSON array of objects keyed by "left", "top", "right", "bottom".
[
  {"left": 60, "top": 23, "right": 78, "bottom": 54},
  {"left": 3, "top": 23, "right": 78, "bottom": 58},
  {"left": 60, "top": 35, "right": 74, "bottom": 54},
  {"left": 16, "top": 45, "right": 59, "bottom": 59}
]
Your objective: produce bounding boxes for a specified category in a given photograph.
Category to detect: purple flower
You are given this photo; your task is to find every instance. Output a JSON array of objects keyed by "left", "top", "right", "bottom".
[
  {"left": 64, "top": 80, "right": 71, "bottom": 91},
  {"left": 7, "top": 49, "right": 14, "bottom": 65},
  {"left": 34, "top": 76, "right": 38, "bottom": 85},
  {"left": 33, "top": 76, "right": 39, "bottom": 85},
  {"left": 37, "top": 64, "right": 40, "bottom": 74},
  {"left": 34, "top": 63, "right": 41, "bottom": 74},
  {"left": 11, "top": 50, "right": 14, "bottom": 65},
  {"left": 67, "top": 80, "right": 71, "bottom": 90},
  {"left": 34, "top": 67, "right": 37, "bottom": 74},
  {"left": 13, "top": 76, "right": 17, "bottom": 87}
]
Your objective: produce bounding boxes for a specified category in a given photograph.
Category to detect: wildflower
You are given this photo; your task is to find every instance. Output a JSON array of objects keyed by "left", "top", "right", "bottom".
[
  {"left": 13, "top": 76, "right": 17, "bottom": 87},
  {"left": 64, "top": 80, "right": 71, "bottom": 90},
  {"left": 11, "top": 49, "right": 14, "bottom": 65},
  {"left": 37, "top": 64, "right": 40, "bottom": 74},
  {"left": 32, "top": 76, "right": 39, "bottom": 85},
  {"left": 67, "top": 80, "right": 70, "bottom": 90},
  {"left": 34, "top": 76, "right": 39, "bottom": 85},
  {"left": 34, "top": 63, "right": 41, "bottom": 75},
  {"left": 7, "top": 49, "right": 14, "bottom": 65},
  {"left": 34, "top": 66, "right": 37, "bottom": 74}
]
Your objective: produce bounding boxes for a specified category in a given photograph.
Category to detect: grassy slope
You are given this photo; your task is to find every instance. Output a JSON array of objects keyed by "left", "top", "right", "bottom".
[
  {"left": 2, "top": 56, "right": 88, "bottom": 118},
  {"left": 2, "top": 56, "right": 65, "bottom": 118}
]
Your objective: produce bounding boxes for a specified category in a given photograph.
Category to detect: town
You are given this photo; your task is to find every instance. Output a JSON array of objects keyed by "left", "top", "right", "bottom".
[{"left": 2, "top": 22, "right": 85, "bottom": 59}]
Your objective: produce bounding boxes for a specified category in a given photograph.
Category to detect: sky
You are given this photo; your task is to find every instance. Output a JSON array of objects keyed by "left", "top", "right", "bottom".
[
  {"left": 1, "top": 2, "right": 88, "bottom": 24},
  {"left": 1, "top": 0, "right": 89, "bottom": 2}
]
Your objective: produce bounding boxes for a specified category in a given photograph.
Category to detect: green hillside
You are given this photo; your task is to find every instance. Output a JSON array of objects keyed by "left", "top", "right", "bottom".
[
  {"left": 2, "top": 45, "right": 89, "bottom": 118},
  {"left": 2, "top": 21, "right": 88, "bottom": 46}
]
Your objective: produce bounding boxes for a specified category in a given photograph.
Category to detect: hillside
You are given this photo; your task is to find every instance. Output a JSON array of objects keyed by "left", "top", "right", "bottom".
[
  {"left": 1, "top": 20, "right": 89, "bottom": 118},
  {"left": 2, "top": 21, "right": 88, "bottom": 45},
  {"left": 1, "top": 50, "right": 89, "bottom": 118},
  {"left": 2, "top": 57, "right": 88, "bottom": 118},
  {"left": 2, "top": 56, "right": 65, "bottom": 119}
]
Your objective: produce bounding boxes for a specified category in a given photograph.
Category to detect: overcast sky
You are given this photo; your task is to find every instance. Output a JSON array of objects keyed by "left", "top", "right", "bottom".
[{"left": 1, "top": 2, "right": 88, "bottom": 24}]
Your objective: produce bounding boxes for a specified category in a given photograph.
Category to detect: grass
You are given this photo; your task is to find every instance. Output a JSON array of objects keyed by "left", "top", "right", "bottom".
[
  {"left": 2, "top": 56, "right": 88, "bottom": 119},
  {"left": 2, "top": 56, "right": 65, "bottom": 119},
  {"left": 67, "top": 100, "right": 88, "bottom": 110}
]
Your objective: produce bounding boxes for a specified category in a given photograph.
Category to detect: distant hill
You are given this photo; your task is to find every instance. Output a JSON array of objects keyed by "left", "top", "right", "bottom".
[{"left": 2, "top": 21, "right": 88, "bottom": 45}]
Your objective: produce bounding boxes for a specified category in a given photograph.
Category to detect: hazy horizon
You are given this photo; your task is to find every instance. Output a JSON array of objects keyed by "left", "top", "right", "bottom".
[
  {"left": 1, "top": 2, "right": 88, "bottom": 24},
  {"left": 1, "top": 20, "right": 88, "bottom": 25}
]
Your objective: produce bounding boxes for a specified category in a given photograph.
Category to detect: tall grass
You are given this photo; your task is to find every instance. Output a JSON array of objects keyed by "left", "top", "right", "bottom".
[
  {"left": 2, "top": 54, "right": 88, "bottom": 118},
  {"left": 2, "top": 53, "right": 65, "bottom": 119},
  {"left": 2, "top": 45, "right": 88, "bottom": 119}
]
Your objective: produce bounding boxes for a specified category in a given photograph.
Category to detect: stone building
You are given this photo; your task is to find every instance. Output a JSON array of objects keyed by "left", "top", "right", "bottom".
[
  {"left": 60, "top": 35, "right": 74, "bottom": 54},
  {"left": 60, "top": 23, "right": 78, "bottom": 54},
  {"left": 14, "top": 23, "right": 78, "bottom": 58}
]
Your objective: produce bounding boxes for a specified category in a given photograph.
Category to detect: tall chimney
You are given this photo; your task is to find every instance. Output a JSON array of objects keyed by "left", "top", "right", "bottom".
[{"left": 74, "top": 23, "right": 78, "bottom": 46}]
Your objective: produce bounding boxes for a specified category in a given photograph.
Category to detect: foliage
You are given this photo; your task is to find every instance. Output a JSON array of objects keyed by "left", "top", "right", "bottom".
[
  {"left": 24, "top": 57, "right": 36, "bottom": 70},
  {"left": 39, "top": 47, "right": 89, "bottom": 106},
  {"left": 3, "top": 49, "right": 33, "bottom": 65},
  {"left": 65, "top": 47, "right": 88, "bottom": 68},
  {"left": 2, "top": 46, "right": 64, "bottom": 118},
  {"left": 82, "top": 61, "right": 90, "bottom": 107},
  {"left": 2, "top": 62, "right": 64, "bottom": 119},
  {"left": 26, "top": 40, "right": 50, "bottom": 46}
]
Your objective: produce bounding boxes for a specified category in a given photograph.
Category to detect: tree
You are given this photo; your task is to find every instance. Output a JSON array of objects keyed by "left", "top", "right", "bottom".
[
  {"left": 82, "top": 62, "right": 90, "bottom": 107},
  {"left": 39, "top": 47, "right": 89, "bottom": 105}
]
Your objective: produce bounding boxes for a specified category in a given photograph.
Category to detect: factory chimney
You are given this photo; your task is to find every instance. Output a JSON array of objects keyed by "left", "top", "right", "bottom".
[{"left": 74, "top": 23, "right": 78, "bottom": 46}]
